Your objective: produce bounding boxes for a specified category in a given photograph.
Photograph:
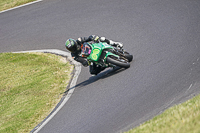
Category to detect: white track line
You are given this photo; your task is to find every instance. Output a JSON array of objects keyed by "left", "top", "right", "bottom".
[
  {"left": 14, "top": 49, "right": 81, "bottom": 133},
  {"left": 0, "top": 0, "right": 43, "bottom": 14}
]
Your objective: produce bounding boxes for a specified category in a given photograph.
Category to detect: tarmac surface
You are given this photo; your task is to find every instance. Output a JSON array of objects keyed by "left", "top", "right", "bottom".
[{"left": 1, "top": 0, "right": 200, "bottom": 133}]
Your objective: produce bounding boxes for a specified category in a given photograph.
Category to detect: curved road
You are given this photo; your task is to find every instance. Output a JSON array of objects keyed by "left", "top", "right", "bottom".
[{"left": 1, "top": 0, "right": 200, "bottom": 133}]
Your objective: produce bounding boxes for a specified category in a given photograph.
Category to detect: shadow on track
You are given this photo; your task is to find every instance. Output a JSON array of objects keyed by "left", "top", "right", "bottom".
[{"left": 64, "top": 67, "right": 126, "bottom": 93}]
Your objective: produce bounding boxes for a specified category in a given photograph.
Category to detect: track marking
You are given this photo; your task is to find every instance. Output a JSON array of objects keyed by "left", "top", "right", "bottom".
[
  {"left": 185, "top": 84, "right": 193, "bottom": 93},
  {"left": 13, "top": 49, "right": 81, "bottom": 133},
  {"left": 0, "top": 0, "right": 42, "bottom": 14}
]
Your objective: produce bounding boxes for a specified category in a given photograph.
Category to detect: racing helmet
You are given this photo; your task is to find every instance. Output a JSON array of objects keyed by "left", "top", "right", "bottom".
[{"left": 65, "top": 38, "right": 78, "bottom": 53}]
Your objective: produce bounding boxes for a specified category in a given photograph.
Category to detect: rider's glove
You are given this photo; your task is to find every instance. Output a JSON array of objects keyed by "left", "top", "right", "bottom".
[{"left": 89, "top": 35, "right": 100, "bottom": 42}]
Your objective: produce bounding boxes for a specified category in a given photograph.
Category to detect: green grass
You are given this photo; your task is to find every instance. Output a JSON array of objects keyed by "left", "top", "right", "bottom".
[
  {"left": 0, "top": 52, "right": 73, "bottom": 133},
  {"left": 125, "top": 94, "right": 200, "bottom": 133},
  {"left": 0, "top": 0, "right": 36, "bottom": 11}
]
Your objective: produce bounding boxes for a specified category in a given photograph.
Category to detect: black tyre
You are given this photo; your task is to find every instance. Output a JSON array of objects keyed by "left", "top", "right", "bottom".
[
  {"left": 114, "top": 49, "right": 133, "bottom": 62},
  {"left": 106, "top": 56, "right": 130, "bottom": 68},
  {"left": 124, "top": 52, "right": 133, "bottom": 62}
]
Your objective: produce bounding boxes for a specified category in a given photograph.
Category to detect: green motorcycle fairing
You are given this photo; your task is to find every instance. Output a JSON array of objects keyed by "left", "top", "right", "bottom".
[{"left": 86, "top": 42, "right": 119, "bottom": 66}]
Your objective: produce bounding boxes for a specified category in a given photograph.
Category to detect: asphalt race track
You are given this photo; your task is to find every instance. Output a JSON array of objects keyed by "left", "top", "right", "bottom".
[{"left": 1, "top": 0, "right": 200, "bottom": 133}]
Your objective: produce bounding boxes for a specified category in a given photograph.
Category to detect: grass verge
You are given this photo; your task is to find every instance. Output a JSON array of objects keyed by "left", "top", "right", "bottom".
[
  {"left": 0, "top": 0, "right": 36, "bottom": 11},
  {"left": 0, "top": 52, "right": 73, "bottom": 133},
  {"left": 125, "top": 94, "right": 200, "bottom": 133}
]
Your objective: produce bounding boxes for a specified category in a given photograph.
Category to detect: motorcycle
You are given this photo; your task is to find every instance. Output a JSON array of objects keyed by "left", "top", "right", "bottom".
[{"left": 81, "top": 42, "right": 133, "bottom": 69}]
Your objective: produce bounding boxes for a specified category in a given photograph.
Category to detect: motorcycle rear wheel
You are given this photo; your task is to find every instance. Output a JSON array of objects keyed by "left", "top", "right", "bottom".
[
  {"left": 114, "top": 49, "right": 133, "bottom": 62},
  {"left": 106, "top": 56, "right": 130, "bottom": 68},
  {"left": 124, "top": 52, "right": 133, "bottom": 62}
]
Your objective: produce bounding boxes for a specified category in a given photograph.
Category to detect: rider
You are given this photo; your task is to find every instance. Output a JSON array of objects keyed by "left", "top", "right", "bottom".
[{"left": 65, "top": 35, "right": 123, "bottom": 75}]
